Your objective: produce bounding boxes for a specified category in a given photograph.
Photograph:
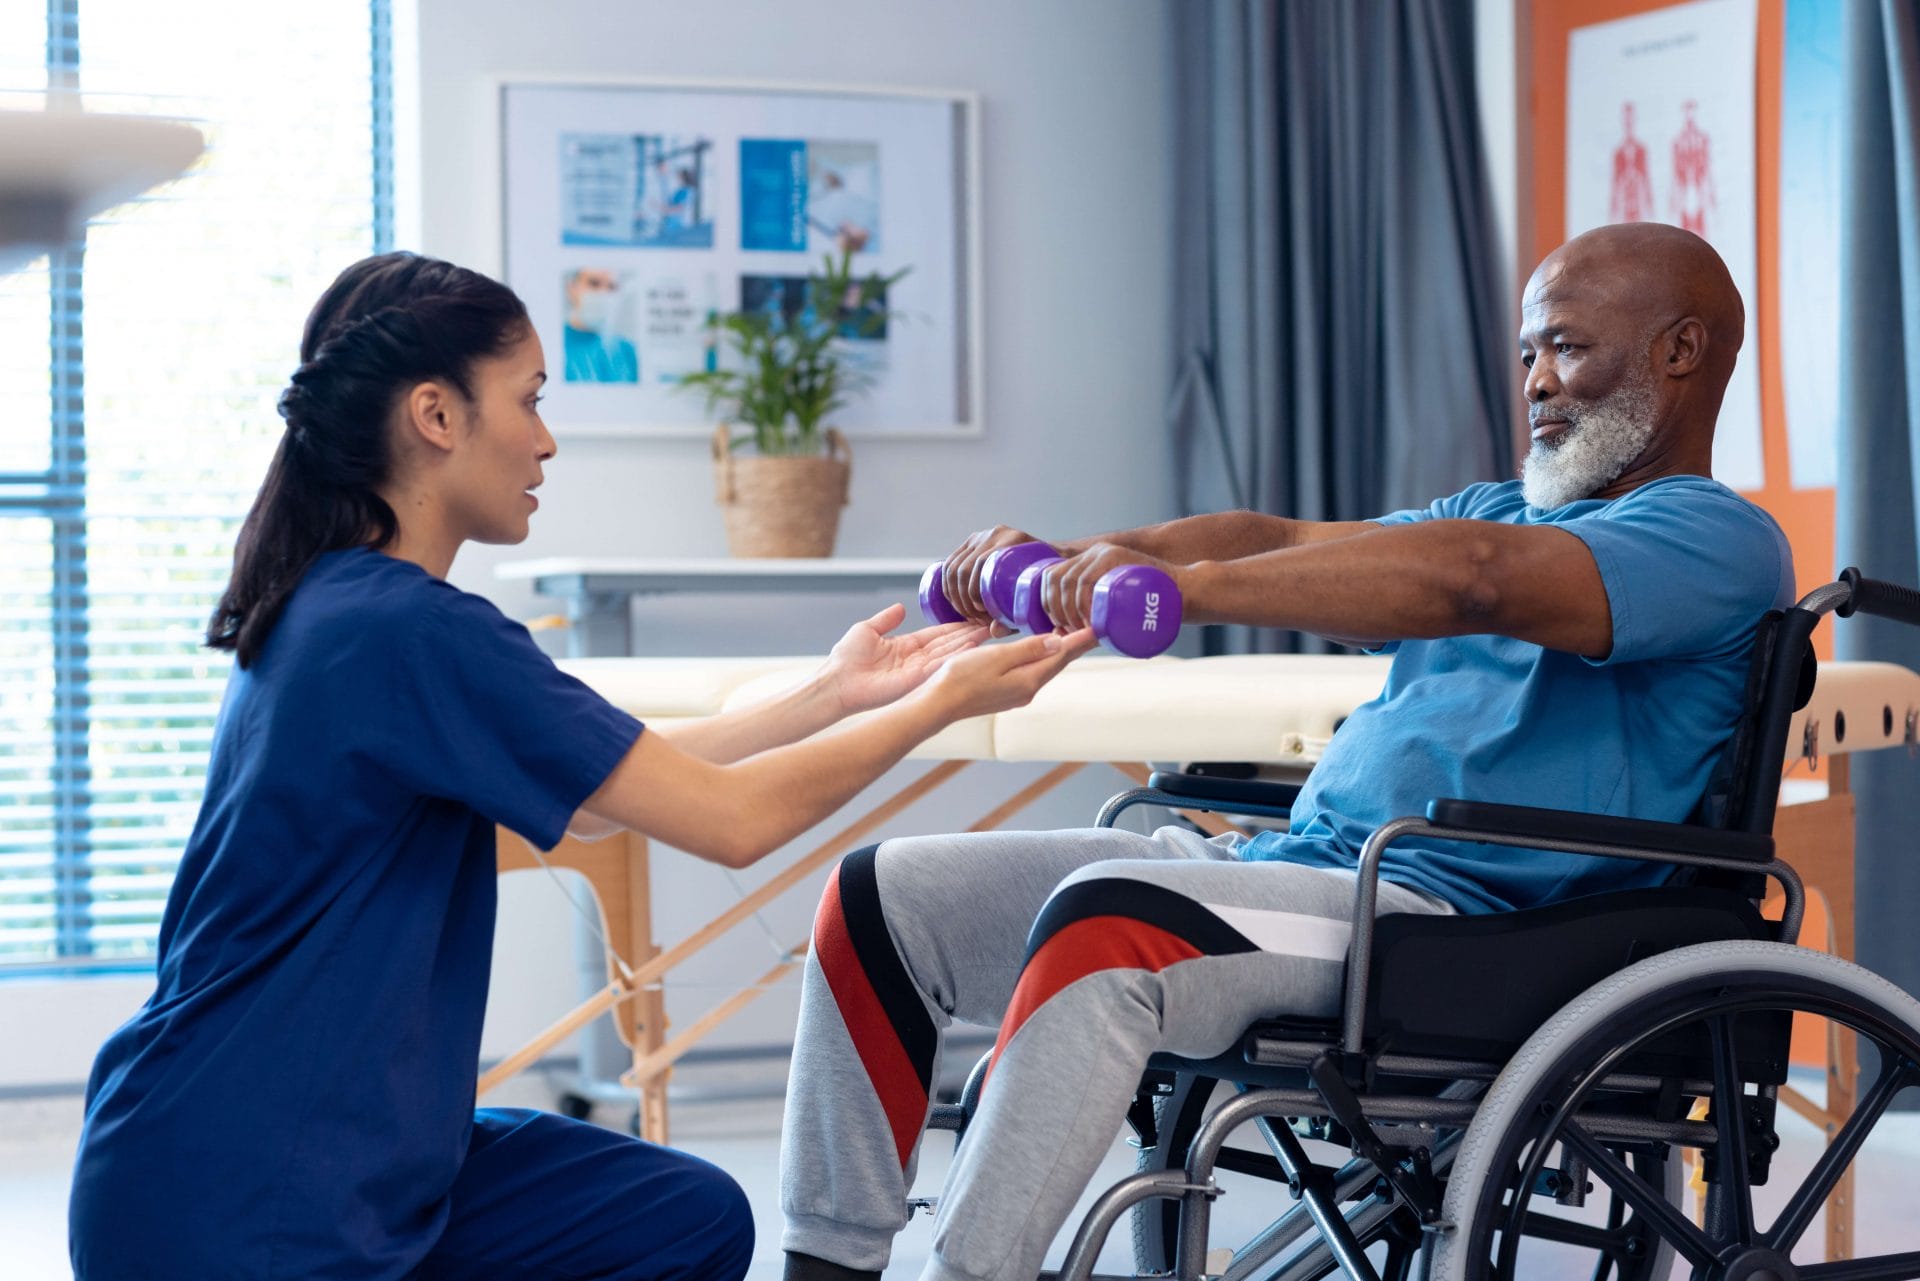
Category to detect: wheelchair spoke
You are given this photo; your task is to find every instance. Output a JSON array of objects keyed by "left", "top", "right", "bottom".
[
  {"left": 1767, "top": 1057, "right": 1915, "bottom": 1254},
  {"left": 1797, "top": 1252, "right": 1920, "bottom": 1280},
  {"left": 1558, "top": 1121, "right": 1718, "bottom": 1270},
  {"left": 1705, "top": 1013, "right": 1757, "bottom": 1244}
]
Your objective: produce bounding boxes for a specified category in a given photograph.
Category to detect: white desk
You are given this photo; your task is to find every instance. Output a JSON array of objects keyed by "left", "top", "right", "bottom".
[{"left": 497, "top": 557, "right": 934, "bottom": 657}]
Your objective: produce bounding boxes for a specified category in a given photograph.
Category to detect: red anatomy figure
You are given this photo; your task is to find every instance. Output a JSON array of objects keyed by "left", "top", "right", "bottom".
[
  {"left": 1610, "top": 101, "right": 1654, "bottom": 223},
  {"left": 1671, "top": 99, "right": 1717, "bottom": 236}
]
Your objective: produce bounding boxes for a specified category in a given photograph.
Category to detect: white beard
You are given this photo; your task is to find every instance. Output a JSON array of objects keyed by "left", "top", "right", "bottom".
[{"left": 1521, "top": 380, "right": 1659, "bottom": 510}]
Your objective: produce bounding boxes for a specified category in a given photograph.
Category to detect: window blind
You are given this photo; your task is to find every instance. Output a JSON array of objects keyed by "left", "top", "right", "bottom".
[{"left": 0, "top": 0, "right": 390, "bottom": 970}]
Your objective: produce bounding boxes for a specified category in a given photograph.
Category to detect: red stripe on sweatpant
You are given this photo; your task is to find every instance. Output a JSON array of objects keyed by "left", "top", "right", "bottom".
[
  {"left": 813, "top": 866, "right": 928, "bottom": 1168},
  {"left": 986, "top": 915, "right": 1205, "bottom": 1089}
]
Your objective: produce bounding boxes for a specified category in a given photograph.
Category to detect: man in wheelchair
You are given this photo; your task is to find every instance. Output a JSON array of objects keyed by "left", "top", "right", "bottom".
[{"left": 779, "top": 223, "right": 1913, "bottom": 1281}]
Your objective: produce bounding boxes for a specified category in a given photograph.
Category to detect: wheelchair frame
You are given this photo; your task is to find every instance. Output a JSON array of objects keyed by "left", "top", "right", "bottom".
[{"left": 938, "top": 573, "right": 1920, "bottom": 1281}]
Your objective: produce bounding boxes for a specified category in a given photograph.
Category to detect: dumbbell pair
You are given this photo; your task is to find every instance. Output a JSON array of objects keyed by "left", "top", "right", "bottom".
[{"left": 919, "top": 541, "right": 1181, "bottom": 659}]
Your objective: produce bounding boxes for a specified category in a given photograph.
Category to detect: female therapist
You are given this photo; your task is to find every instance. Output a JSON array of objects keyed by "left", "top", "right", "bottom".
[{"left": 67, "top": 253, "right": 1093, "bottom": 1280}]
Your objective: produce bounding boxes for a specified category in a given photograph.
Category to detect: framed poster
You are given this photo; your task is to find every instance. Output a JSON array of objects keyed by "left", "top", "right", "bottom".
[
  {"left": 500, "top": 78, "right": 982, "bottom": 438},
  {"left": 1564, "top": 0, "right": 1763, "bottom": 491}
]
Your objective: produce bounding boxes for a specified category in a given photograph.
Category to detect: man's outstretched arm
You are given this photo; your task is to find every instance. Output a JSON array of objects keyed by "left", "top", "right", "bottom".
[
  {"left": 940, "top": 512, "right": 1379, "bottom": 625},
  {"left": 1055, "top": 510, "right": 1382, "bottom": 562},
  {"left": 1047, "top": 519, "right": 1614, "bottom": 658}
]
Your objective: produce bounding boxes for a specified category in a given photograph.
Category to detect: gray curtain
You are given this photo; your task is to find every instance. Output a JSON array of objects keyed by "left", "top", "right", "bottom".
[
  {"left": 1836, "top": 0, "right": 1920, "bottom": 1002},
  {"left": 1167, "top": 0, "right": 1513, "bottom": 655}
]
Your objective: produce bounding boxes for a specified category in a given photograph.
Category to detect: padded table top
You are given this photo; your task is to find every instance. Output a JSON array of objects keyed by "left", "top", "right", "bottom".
[{"left": 558, "top": 651, "right": 1920, "bottom": 768}]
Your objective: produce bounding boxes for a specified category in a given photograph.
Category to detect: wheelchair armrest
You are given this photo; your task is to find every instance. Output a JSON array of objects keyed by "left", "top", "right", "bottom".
[
  {"left": 1146, "top": 770, "right": 1302, "bottom": 818},
  {"left": 1424, "top": 798, "right": 1775, "bottom": 864}
]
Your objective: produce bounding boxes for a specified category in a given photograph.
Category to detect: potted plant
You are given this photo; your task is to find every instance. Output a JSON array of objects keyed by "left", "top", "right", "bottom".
[{"left": 677, "top": 249, "right": 906, "bottom": 557}]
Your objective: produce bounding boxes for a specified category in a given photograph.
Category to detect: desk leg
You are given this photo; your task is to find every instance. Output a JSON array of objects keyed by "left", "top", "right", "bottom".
[{"left": 566, "top": 589, "right": 632, "bottom": 658}]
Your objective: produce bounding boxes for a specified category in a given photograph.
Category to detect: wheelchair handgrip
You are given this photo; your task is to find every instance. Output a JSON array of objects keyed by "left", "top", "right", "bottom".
[{"left": 1837, "top": 567, "right": 1920, "bottom": 627}]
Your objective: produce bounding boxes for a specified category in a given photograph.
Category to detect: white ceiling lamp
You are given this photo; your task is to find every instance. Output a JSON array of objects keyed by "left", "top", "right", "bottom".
[{"left": 0, "top": 106, "right": 205, "bottom": 271}]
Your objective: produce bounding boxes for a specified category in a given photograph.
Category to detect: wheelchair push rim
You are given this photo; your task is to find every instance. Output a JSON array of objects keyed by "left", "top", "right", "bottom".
[{"left": 1435, "top": 942, "right": 1920, "bottom": 1281}]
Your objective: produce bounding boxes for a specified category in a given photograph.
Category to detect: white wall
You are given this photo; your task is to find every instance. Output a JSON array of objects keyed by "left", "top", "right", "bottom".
[{"left": 411, "top": 0, "right": 1182, "bottom": 1080}]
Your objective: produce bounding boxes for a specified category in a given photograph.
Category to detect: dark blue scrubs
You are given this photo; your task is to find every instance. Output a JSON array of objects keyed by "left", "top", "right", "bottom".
[{"left": 69, "top": 548, "right": 752, "bottom": 1280}]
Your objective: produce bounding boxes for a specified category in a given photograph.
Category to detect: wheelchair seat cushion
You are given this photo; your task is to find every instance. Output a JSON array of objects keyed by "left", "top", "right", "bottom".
[{"left": 1354, "top": 885, "right": 1769, "bottom": 1063}]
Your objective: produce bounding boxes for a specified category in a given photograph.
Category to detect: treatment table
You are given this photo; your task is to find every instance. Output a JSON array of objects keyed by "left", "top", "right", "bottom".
[{"left": 486, "top": 652, "right": 1920, "bottom": 1260}]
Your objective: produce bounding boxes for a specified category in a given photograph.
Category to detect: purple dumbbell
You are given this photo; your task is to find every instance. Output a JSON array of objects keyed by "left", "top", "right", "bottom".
[
  {"left": 1012, "top": 557, "right": 1065, "bottom": 634},
  {"left": 1013, "top": 558, "right": 1182, "bottom": 658},
  {"left": 920, "top": 541, "right": 1062, "bottom": 627},
  {"left": 1091, "top": 564, "right": 1182, "bottom": 658},
  {"left": 979, "top": 542, "right": 1062, "bottom": 629},
  {"left": 919, "top": 560, "right": 965, "bottom": 624}
]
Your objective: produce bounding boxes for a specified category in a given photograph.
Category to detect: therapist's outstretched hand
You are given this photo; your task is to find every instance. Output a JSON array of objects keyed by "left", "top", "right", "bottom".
[
  {"left": 822, "top": 602, "right": 990, "bottom": 715},
  {"left": 920, "top": 626, "right": 1098, "bottom": 723}
]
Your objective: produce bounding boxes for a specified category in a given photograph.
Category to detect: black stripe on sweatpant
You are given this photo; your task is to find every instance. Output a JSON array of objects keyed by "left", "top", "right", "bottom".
[
  {"left": 1025, "top": 876, "right": 1261, "bottom": 963},
  {"left": 836, "top": 844, "right": 937, "bottom": 1097}
]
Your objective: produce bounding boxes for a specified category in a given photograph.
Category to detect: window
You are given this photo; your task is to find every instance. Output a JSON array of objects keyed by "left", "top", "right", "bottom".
[{"left": 1, "top": 0, "right": 393, "bottom": 971}]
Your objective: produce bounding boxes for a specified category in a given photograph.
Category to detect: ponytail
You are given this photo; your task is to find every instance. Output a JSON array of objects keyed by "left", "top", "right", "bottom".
[{"left": 207, "top": 253, "right": 529, "bottom": 667}]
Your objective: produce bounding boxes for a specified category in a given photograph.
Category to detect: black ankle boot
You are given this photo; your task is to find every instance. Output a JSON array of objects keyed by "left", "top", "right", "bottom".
[{"left": 782, "top": 1251, "right": 882, "bottom": 1281}]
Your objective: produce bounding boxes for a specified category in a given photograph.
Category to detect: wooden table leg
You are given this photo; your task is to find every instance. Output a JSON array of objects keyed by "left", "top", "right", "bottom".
[
  {"left": 488, "top": 828, "right": 668, "bottom": 1139},
  {"left": 621, "top": 831, "right": 672, "bottom": 1145},
  {"left": 1770, "top": 756, "right": 1859, "bottom": 1261},
  {"left": 1817, "top": 758, "right": 1858, "bottom": 1263}
]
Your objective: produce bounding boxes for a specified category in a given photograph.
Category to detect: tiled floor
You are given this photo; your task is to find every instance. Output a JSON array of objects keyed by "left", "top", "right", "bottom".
[{"left": 6, "top": 1072, "right": 1918, "bottom": 1279}]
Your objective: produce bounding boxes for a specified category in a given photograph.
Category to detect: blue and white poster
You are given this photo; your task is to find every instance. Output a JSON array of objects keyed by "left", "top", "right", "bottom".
[
  {"left": 503, "top": 81, "right": 977, "bottom": 437},
  {"left": 560, "top": 134, "right": 716, "bottom": 250},
  {"left": 740, "top": 138, "right": 882, "bottom": 255}
]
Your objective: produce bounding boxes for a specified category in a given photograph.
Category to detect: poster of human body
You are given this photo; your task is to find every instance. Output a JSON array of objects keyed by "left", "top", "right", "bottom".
[
  {"left": 1566, "top": 0, "right": 1762, "bottom": 490},
  {"left": 503, "top": 81, "right": 978, "bottom": 436}
]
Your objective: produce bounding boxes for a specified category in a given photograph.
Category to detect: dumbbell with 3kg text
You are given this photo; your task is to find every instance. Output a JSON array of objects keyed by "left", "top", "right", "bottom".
[{"left": 919, "top": 541, "right": 1182, "bottom": 658}]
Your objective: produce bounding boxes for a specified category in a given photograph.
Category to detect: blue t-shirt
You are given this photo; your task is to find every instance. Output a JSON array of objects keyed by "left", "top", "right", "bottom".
[
  {"left": 1242, "top": 476, "right": 1795, "bottom": 914},
  {"left": 69, "top": 548, "right": 643, "bottom": 1280}
]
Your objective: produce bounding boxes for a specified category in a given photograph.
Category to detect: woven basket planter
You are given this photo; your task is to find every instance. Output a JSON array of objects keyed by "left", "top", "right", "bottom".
[{"left": 711, "top": 424, "right": 852, "bottom": 558}]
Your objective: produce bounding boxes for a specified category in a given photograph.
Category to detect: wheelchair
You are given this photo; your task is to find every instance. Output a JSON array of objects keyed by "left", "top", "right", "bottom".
[{"left": 929, "top": 570, "right": 1920, "bottom": 1281}]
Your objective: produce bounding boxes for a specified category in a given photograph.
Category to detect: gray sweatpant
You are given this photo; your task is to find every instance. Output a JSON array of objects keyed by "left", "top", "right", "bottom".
[{"left": 778, "top": 825, "right": 1454, "bottom": 1281}]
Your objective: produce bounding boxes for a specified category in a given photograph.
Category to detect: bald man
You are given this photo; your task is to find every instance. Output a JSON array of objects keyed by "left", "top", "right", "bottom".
[{"left": 780, "top": 225, "right": 1794, "bottom": 1281}]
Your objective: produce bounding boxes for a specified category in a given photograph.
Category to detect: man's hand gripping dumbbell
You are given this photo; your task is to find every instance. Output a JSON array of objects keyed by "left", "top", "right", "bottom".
[{"left": 919, "top": 531, "right": 1183, "bottom": 659}]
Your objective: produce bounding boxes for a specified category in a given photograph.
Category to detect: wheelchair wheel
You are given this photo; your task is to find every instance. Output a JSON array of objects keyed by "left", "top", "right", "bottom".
[
  {"left": 1132, "top": 1072, "right": 1220, "bottom": 1273},
  {"left": 1432, "top": 941, "right": 1920, "bottom": 1281}
]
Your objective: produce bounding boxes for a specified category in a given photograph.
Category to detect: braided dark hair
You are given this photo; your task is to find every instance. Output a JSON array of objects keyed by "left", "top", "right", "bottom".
[{"left": 207, "top": 252, "right": 530, "bottom": 667}]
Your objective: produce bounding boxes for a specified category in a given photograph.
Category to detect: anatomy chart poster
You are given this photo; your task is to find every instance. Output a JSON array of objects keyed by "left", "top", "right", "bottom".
[{"left": 1565, "top": 0, "right": 1761, "bottom": 490}]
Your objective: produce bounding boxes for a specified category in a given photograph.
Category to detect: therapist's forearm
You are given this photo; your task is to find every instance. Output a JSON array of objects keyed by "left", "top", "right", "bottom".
[
  {"left": 716, "top": 696, "right": 949, "bottom": 863},
  {"left": 651, "top": 674, "right": 842, "bottom": 764}
]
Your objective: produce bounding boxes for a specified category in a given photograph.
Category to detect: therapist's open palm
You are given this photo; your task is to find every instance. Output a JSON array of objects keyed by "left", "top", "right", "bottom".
[
  {"left": 823, "top": 602, "right": 991, "bottom": 714},
  {"left": 923, "top": 626, "right": 1097, "bottom": 722}
]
